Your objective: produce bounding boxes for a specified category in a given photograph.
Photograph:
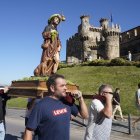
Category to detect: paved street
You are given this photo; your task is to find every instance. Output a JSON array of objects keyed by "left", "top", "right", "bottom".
[{"left": 5, "top": 109, "right": 140, "bottom": 140}]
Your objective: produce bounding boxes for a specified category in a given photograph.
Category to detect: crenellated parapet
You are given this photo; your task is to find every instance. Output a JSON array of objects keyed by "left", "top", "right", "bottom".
[
  {"left": 89, "top": 27, "right": 102, "bottom": 32},
  {"left": 120, "top": 26, "right": 140, "bottom": 44},
  {"left": 67, "top": 33, "right": 80, "bottom": 42},
  {"left": 100, "top": 18, "right": 109, "bottom": 29},
  {"left": 80, "top": 36, "right": 89, "bottom": 41},
  {"left": 103, "top": 30, "right": 120, "bottom": 37},
  {"left": 66, "top": 14, "right": 121, "bottom": 63},
  {"left": 102, "top": 23, "right": 121, "bottom": 37},
  {"left": 80, "top": 15, "right": 90, "bottom": 19},
  {"left": 120, "top": 26, "right": 140, "bottom": 59},
  {"left": 88, "top": 45, "right": 98, "bottom": 50}
]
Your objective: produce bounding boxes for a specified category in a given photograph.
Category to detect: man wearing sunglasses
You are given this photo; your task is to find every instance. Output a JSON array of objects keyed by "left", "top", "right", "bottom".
[{"left": 84, "top": 84, "right": 113, "bottom": 140}]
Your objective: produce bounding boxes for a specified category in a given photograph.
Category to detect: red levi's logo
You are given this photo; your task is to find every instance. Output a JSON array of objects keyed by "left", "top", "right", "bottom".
[{"left": 53, "top": 108, "right": 68, "bottom": 116}]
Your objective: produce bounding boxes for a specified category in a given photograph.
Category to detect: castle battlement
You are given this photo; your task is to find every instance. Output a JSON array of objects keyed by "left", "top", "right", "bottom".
[
  {"left": 89, "top": 27, "right": 102, "bottom": 32},
  {"left": 104, "top": 31, "right": 120, "bottom": 37},
  {"left": 120, "top": 26, "right": 140, "bottom": 43},
  {"left": 66, "top": 15, "right": 121, "bottom": 63},
  {"left": 103, "top": 29, "right": 120, "bottom": 37},
  {"left": 80, "top": 15, "right": 90, "bottom": 19}
]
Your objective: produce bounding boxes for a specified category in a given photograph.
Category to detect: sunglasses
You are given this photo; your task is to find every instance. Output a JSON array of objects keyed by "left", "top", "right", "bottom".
[{"left": 102, "top": 91, "right": 114, "bottom": 95}]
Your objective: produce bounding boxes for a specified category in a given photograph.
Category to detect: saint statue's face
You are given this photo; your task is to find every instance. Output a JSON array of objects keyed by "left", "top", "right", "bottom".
[{"left": 53, "top": 17, "right": 60, "bottom": 25}]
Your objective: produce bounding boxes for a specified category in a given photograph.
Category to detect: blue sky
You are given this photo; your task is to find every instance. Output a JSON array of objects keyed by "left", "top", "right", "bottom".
[{"left": 0, "top": 0, "right": 140, "bottom": 85}]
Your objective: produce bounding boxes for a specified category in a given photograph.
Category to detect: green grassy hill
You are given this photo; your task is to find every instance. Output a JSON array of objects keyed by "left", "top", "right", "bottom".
[
  {"left": 57, "top": 66, "right": 140, "bottom": 115},
  {"left": 8, "top": 66, "right": 140, "bottom": 115}
]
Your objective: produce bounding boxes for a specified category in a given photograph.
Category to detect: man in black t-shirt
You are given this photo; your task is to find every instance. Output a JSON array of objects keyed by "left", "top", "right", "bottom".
[
  {"left": 112, "top": 88, "right": 125, "bottom": 121},
  {"left": 0, "top": 95, "right": 5, "bottom": 140},
  {"left": 0, "top": 89, "right": 11, "bottom": 128},
  {"left": 23, "top": 74, "right": 88, "bottom": 140}
]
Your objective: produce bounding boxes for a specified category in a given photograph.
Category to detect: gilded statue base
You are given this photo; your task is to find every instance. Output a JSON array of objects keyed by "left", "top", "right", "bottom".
[{"left": 8, "top": 79, "right": 79, "bottom": 98}]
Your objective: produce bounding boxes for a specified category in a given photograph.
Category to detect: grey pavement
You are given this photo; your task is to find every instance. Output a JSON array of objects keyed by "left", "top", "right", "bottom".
[{"left": 5, "top": 109, "right": 140, "bottom": 140}]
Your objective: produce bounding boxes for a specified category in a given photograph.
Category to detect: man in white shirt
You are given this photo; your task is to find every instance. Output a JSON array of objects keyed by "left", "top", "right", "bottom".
[
  {"left": 128, "top": 51, "right": 132, "bottom": 61},
  {"left": 132, "top": 83, "right": 140, "bottom": 128},
  {"left": 84, "top": 84, "right": 113, "bottom": 140}
]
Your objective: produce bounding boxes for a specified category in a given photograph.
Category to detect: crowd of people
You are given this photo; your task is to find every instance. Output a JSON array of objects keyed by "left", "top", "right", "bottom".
[
  {"left": 0, "top": 75, "right": 140, "bottom": 140},
  {"left": 22, "top": 74, "right": 140, "bottom": 140}
]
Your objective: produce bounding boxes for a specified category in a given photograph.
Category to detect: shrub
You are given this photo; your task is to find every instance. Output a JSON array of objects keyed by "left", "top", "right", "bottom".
[
  {"left": 81, "top": 62, "right": 90, "bottom": 66},
  {"left": 88, "top": 59, "right": 110, "bottom": 66},
  {"left": 110, "top": 58, "right": 126, "bottom": 66},
  {"left": 59, "top": 58, "right": 140, "bottom": 67},
  {"left": 109, "top": 58, "right": 140, "bottom": 66},
  {"left": 58, "top": 63, "right": 75, "bottom": 69}
]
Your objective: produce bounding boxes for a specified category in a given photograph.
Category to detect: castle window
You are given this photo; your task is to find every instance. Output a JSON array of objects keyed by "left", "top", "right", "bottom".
[
  {"left": 134, "top": 29, "right": 137, "bottom": 36},
  {"left": 120, "top": 35, "right": 122, "bottom": 42},
  {"left": 127, "top": 32, "right": 130, "bottom": 38}
]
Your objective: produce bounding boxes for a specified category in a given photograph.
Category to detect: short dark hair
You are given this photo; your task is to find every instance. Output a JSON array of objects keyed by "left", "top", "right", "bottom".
[
  {"left": 47, "top": 74, "right": 65, "bottom": 92},
  {"left": 0, "top": 89, "right": 4, "bottom": 94},
  {"left": 115, "top": 88, "right": 120, "bottom": 92},
  {"left": 138, "top": 83, "right": 140, "bottom": 88}
]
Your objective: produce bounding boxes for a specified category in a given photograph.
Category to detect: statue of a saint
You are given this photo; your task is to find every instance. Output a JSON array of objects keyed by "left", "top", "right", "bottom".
[{"left": 34, "top": 14, "right": 65, "bottom": 76}]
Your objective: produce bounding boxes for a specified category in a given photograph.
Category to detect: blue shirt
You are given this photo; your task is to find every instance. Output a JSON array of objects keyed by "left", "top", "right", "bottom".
[{"left": 26, "top": 96, "right": 78, "bottom": 140}]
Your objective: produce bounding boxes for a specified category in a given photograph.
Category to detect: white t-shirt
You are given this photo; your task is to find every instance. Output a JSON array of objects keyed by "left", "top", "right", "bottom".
[
  {"left": 137, "top": 89, "right": 140, "bottom": 100},
  {"left": 136, "top": 89, "right": 140, "bottom": 109},
  {"left": 84, "top": 99, "right": 112, "bottom": 140}
]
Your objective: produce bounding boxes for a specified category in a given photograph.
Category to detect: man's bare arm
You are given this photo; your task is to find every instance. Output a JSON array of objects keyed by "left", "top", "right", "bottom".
[
  {"left": 23, "top": 129, "right": 33, "bottom": 140},
  {"left": 78, "top": 96, "right": 89, "bottom": 119},
  {"left": 138, "top": 99, "right": 140, "bottom": 105},
  {"left": 102, "top": 94, "right": 113, "bottom": 118},
  {"left": 71, "top": 90, "right": 89, "bottom": 119}
]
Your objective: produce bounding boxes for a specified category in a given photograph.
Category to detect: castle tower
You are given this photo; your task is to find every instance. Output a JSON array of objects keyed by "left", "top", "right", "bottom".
[
  {"left": 102, "top": 20, "right": 121, "bottom": 59},
  {"left": 100, "top": 18, "right": 109, "bottom": 29},
  {"left": 79, "top": 15, "right": 91, "bottom": 61},
  {"left": 79, "top": 15, "right": 90, "bottom": 35}
]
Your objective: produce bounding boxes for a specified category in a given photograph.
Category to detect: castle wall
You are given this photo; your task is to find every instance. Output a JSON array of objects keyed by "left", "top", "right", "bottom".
[
  {"left": 89, "top": 28, "right": 101, "bottom": 44},
  {"left": 120, "top": 26, "right": 140, "bottom": 44},
  {"left": 66, "top": 33, "right": 82, "bottom": 63},
  {"left": 81, "top": 29, "right": 101, "bottom": 61},
  {"left": 120, "top": 26, "right": 140, "bottom": 60}
]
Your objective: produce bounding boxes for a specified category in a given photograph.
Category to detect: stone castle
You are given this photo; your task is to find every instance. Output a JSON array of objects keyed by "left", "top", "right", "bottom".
[
  {"left": 66, "top": 15, "right": 140, "bottom": 63},
  {"left": 120, "top": 26, "right": 140, "bottom": 60}
]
